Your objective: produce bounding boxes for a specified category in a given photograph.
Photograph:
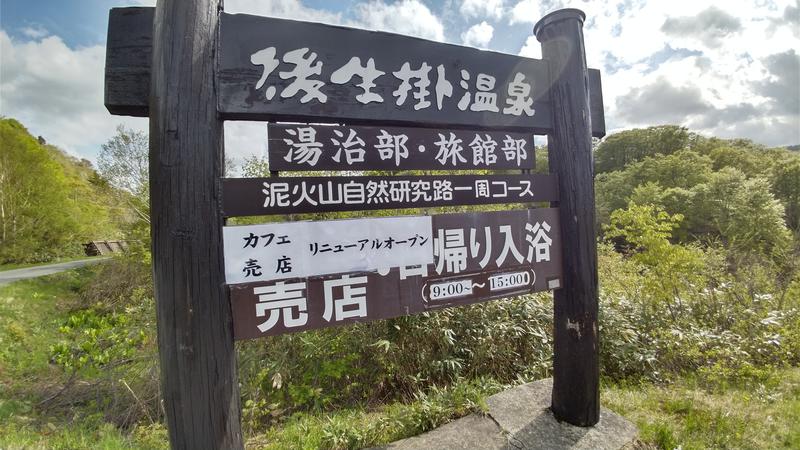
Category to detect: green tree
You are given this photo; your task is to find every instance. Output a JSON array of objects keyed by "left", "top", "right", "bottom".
[
  {"left": 534, "top": 144, "right": 549, "bottom": 174},
  {"left": 241, "top": 155, "right": 270, "bottom": 178},
  {"left": 604, "top": 204, "right": 706, "bottom": 321},
  {"left": 631, "top": 150, "right": 712, "bottom": 190},
  {"left": 628, "top": 182, "right": 695, "bottom": 240},
  {"left": 0, "top": 118, "right": 122, "bottom": 262},
  {"left": 98, "top": 125, "right": 150, "bottom": 225},
  {"left": 595, "top": 169, "right": 634, "bottom": 226},
  {"left": 594, "top": 125, "right": 692, "bottom": 173},
  {"left": 770, "top": 156, "right": 800, "bottom": 231},
  {"left": 708, "top": 145, "right": 764, "bottom": 178},
  {"left": 0, "top": 120, "right": 72, "bottom": 261},
  {"left": 689, "top": 168, "right": 791, "bottom": 256},
  {"left": 594, "top": 150, "right": 711, "bottom": 228}
]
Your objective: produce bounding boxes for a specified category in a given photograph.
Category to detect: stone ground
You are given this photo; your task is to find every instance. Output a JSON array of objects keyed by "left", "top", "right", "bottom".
[{"left": 370, "top": 379, "right": 637, "bottom": 450}]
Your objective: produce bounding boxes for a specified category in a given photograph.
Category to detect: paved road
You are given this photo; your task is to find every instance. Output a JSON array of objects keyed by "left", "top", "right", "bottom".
[{"left": 0, "top": 257, "right": 110, "bottom": 286}]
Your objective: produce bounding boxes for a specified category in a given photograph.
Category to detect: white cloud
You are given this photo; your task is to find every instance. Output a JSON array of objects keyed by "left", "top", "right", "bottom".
[
  {"left": 226, "top": 0, "right": 343, "bottom": 25},
  {"left": 461, "top": 0, "right": 506, "bottom": 20},
  {"left": 661, "top": 6, "right": 742, "bottom": 48},
  {"left": 0, "top": 30, "right": 147, "bottom": 159},
  {"left": 355, "top": 0, "right": 445, "bottom": 41},
  {"left": 224, "top": 121, "right": 270, "bottom": 165},
  {"left": 20, "top": 25, "right": 49, "bottom": 39},
  {"left": 508, "top": 0, "right": 800, "bottom": 146},
  {"left": 509, "top": 0, "right": 538, "bottom": 25},
  {"left": 462, "top": 21, "right": 494, "bottom": 48},
  {"left": 517, "top": 35, "right": 540, "bottom": 59}
]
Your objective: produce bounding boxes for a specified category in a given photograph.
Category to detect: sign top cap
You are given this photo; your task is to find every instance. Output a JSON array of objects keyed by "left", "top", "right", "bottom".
[{"left": 533, "top": 8, "right": 586, "bottom": 39}]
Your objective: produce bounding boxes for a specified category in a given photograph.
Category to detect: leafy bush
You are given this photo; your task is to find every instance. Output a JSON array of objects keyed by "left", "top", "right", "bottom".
[
  {"left": 597, "top": 208, "right": 800, "bottom": 383},
  {"left": 50, "top": 309, "right": 145, "bottom": 373},
  {"left": 44, "top": 256, "right": 161, "bottom": 429},
  {"left": 43, "top": 221, "right": 795, "bottom": 440},
  {"left": 238, "top": 294, "right": 552, "bottom": 430}
]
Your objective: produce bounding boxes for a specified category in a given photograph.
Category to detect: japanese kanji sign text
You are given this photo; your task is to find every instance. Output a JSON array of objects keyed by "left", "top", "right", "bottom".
[
  {"left": 217, "top": 13, "right": 552, "bottom": 131},
  {"left": 222, "top": 174, "right": 558, "bottom": 216},
  {"left": 268, "top": 123, "right": 534, "bottom": 171},
  {"left": 228, "top": 208, "right": 562, "bottom": 339},
  {"left": 223, "top": 215, "right": 433, "bottom": 284}
]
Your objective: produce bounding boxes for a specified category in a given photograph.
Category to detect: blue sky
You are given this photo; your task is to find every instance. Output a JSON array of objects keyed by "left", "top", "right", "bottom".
[
  {"left": 1, "top": 0, "right": 798, "bottom": 163},
  {"left": 1, "top": 0, "right": 118, "bottom": 47}
]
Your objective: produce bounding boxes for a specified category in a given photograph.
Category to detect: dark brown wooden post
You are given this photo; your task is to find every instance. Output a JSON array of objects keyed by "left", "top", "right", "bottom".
[
  {"left": 534, "top": 9, "right": 600, "bottom": 426},
  {"left": 149, "top": 0, "right": 243, "bottom": 447}
]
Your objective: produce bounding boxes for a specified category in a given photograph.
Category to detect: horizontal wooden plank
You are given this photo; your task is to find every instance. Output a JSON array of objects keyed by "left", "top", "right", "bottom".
[
  {"left": 222, "top": 174, "right": 559, "bottom": 216},
  {"left": 268, "top": 123, "right": 535, "bottom": 171},
  {"left": 228, "top": 208, "right": 563, "bottom": 339},
  {"left": 103, "top": 7, "right": 606, "bottom": 137},
  {"left": 218, "top": 13, "right": 551, "bottom": 131}
]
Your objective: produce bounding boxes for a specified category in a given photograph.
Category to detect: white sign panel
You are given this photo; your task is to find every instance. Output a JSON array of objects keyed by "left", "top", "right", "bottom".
[
  {"left": 223, "top": 215, "right": 433, "bottom": 284},
  {"left": 489, "top": 271, "right": 532, "bottom": 291},
  {"left": 429, "top": 279, "right": 474, "bottom": 301}
]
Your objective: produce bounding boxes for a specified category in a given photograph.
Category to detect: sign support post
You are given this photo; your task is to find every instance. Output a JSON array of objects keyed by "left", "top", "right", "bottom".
[
  {"left": 149, "top": 0, "right": 243, "bottom": 447},
  {"left": 535, "top": 9, "right": 600, "bottom": 426}
]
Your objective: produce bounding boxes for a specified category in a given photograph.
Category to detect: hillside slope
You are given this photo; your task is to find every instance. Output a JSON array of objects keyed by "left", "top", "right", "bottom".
[{"left": 0, "top": 118, "right": 133, "bottom": 263}]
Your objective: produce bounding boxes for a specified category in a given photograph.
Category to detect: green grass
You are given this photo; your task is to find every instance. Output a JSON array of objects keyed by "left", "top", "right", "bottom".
[
  {"left": 0, "top": 419, "right": 168, "bottom": 450},
  {"left": 244, "top": 379, "right": 498, "bottom": 449},
  {"left": 0, "top": 271, "right": 87, "bottom": 382},
  {"left": 243, "top": 370, "right": 800, "bottom": 449},
  {"left": 2, "top": 269, "right": 799, "bottom": 449},
  {"left": 0, "top": 269, "right": 168, "bottom": 450},
  {"left": 603, "top": 369, "right": 800, "bottom": 449}
]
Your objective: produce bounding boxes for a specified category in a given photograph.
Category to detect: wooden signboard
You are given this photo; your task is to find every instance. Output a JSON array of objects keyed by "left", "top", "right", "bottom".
[
  {"left": 105, "top": 3, "right": 602, "bottom": 447},
  {"left": 267, "top": 123, "right": 535, "bottom": 171},
  {"left": 217, "top": 13, "right": 551, "bottom": 131},
  {"left": 222, "top": 174, "right": 558, "bottom": 216},
  {"left": 103, "top": 7, "right": 606, "bottom": 137},
  {"left": 227, "top": 208, "right": 562, "bottom": 340}
]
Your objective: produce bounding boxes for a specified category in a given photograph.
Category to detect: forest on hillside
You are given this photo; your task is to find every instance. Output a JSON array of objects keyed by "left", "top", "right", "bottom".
[
  {"left": 0, "top": 118, "right": 134, "bottom": 263},
  {"left": 1, "top": 120, "right": 799, "bottom": 448}
]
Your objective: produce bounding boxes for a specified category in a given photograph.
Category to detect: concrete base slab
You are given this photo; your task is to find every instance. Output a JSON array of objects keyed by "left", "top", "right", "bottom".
[{"left": 370, "top": 378, "right": 637, "bottom": 450}]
